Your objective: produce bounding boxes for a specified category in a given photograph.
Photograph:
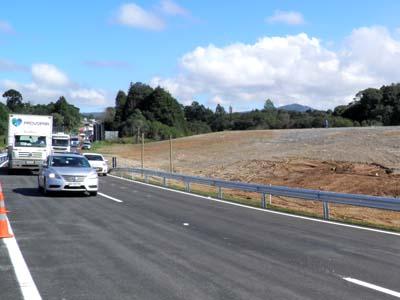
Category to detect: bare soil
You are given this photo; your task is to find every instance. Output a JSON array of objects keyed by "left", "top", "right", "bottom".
[{"left": 99, "top": 127, "right": 400, "bottom": 229}]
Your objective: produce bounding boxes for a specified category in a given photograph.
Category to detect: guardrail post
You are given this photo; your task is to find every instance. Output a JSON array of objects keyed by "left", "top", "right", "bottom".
[
  {"left": 185, "top": 182, "right": 191, "bottom": 193},
  {"left": 323, "top": 201, "right": 330, "bottom": 220},
  {"left": 261, "top": 193, "right": 266, "bottom": 208},
  {"left": 145, "top": 175, "right": 149, "bottom": 183},
  {"left": 269, "top": 184, "right": 272, "bottom": 205},
  {"left": 163, "top": 177, "right": 167, "bottom": 187},
  {"left": 218, "top": 186, "right": 223, "bottom": 199}
]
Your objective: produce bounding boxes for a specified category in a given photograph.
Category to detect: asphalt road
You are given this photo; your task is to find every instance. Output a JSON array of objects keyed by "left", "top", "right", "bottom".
[{"left": 0, "top": 170, "right": 399, "bottom": 299}]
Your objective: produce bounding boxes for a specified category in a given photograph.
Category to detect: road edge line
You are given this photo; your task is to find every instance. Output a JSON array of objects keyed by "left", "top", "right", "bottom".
[
  {"left": 108, "top": 174, "right": 400, "bottom": 237},
  {"left": 3, "top": 216, "right": 42, "bottom": 300},
  {"left": 343, "top": 277, "right": 400, "bottom": 298}
]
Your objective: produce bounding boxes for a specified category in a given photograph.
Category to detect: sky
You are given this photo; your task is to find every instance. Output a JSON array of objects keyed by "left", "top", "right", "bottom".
[{"left": 1, "top": 0, "right": 400, "bottom": 112}]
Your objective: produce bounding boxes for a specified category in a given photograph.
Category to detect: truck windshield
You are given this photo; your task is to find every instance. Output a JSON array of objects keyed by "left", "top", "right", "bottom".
[
  {"left": 52, "top": 139, "right": 69, "bottom": 146},
  {"left": 15, "top": 135, "right": 47, "bottom": 147}
]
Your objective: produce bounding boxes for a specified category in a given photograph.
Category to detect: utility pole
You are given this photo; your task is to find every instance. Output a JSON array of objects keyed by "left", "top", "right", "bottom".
[
  {"left": 141, "top": 133, "right": 144, "bottom": 170},
  {"left": 169, "top": 135, "right": 173, "bottom": 173}
]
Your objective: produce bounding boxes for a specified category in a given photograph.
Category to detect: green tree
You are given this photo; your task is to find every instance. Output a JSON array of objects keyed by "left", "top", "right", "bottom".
[
  {"left": 125, "top": 82, "right": 153, "bottom": 117},
  {"left": 2, "top": 89, "right": 23, "bottom": 112},
  {"left": 53, "top": 96, "right": 81, "bottom": 131},
  {"left": 114, "top": 90, "right": 127, "bottom": 126},
  {"left": 263, "top": 99, "right": 275, "bottom": 111},
  {"left": 52, "top": 113, "right": 64, "bottom": 131},
  {"left": 103, "top": 107, "right": 116, "bottom": 130},
  {"left": 184, "top": 101, "right": 214, "bottom": 123},
  {"left": 140, "top": 87, "right": 187, "bottom": 133}
]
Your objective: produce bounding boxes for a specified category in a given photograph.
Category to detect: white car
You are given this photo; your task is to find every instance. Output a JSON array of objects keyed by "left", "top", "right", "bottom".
[
  {"left": 81, "top": 141, "right": 91, "bottom": 150},
  {"left": 83, "top": 153, "right": 108, "bottom": 176},
  {"left": 38, "top": 153, "right": 98, "bottom": 196}
]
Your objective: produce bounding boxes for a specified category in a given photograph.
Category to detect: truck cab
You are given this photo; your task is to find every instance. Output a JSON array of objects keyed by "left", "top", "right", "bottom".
[
  {"left": 8, "top": 114, "right": 53, "bottom": 172},
  {"left": 52, "top": 133, "right": 71, "bottom": 153}
]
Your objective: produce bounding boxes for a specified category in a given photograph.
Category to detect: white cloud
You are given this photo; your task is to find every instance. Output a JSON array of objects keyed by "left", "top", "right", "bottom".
[
  {"left": 267, "top": 10, "right": 305, "bottom": 25},
  {"left": 1, "top": 63, "right": 109, "bottom": 108},
  {"left": 70, "top": 89, "right": 107, "bottom": 105},
  {"left": 0, "top": 20, "right": 14, "bottom": 34},
  {"left": 31, "top": 64, "right": 70, "bottom": 87},
  {"left": 159, "top": 0, "right": 189, "bottom": 16},
  {"left": 151, "top": 27, "right": 400, "bottom": 110},
  {"left": 115, "top": 3, "right": 165, "bottom": 31}
]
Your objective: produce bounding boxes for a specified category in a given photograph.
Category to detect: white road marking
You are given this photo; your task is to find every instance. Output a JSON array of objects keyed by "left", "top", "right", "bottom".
[
  {"left": 343, "top": 277, "right": 400, "bottom": 298},
  {"left": 108, "top": 174, "right": 400, "bottom": 237},
  {"left": 0, "top": 160, "right": 8, "bottom": 168},
  {"left": 3, "top": 216, "right": 42, "bottom": 300},
  {"left": 183, "top": 223, "right": 189, "bottom": 226},
  {"left": 98, "top": 192, "right": 123, "bottom": 203}
]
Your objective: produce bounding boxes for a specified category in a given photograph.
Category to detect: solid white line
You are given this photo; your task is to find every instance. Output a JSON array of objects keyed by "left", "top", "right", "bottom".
[
  {"left": 344, "top": 277, "right": 400, "bottom": 298},
  {"left": 3, "top": 217, "right": 42, "bottom": 300},
  {"left": 98, "top": 192, "right": 123, "bottom": 203},
  {"left": 108, "top": 174, "right": 400, "bottom": 237}
]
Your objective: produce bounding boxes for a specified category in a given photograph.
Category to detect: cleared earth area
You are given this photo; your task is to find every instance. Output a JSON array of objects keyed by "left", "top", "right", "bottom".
[{"left": 97, "top": 127, "right": 400, "bottom": 230}]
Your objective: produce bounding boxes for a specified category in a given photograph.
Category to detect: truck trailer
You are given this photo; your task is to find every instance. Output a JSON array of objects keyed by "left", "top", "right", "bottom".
[{"left": 7, "top": 114, "right": 53, "bottom": 173}]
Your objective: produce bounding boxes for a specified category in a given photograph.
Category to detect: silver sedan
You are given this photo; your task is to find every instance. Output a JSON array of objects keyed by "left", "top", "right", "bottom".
[{"left": 38, "top": 153, "right": 98, "bottom": 196}]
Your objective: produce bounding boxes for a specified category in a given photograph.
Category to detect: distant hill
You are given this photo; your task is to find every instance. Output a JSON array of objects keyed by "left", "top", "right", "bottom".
[
  {"left": 279, "top": 103, "right": 314, "bottom": 112},
  {"left": 82, "top": 112, "right": 105, "bottom": 119}
]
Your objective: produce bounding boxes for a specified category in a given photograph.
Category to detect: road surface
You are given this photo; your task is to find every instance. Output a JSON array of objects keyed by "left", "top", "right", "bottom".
[{"left": 0, "top": 170, "right": 399, "bottom": 299}]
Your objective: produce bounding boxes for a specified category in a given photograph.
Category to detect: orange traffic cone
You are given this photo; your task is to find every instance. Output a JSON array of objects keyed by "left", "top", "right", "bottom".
[
  {"left": 0, "top": 182, "right": 13, "bottom": 238},
  {"left": 0, "top": 183, "right": 7, "bottom": 214},
  {"left": 0, "top": 214, "right": 13, "bottom": 238}
]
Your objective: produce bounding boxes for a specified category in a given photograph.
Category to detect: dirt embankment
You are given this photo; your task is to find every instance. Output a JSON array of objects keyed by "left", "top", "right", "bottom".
[{"left": 101, "top": 127, "right": 400, "bottom": 197}]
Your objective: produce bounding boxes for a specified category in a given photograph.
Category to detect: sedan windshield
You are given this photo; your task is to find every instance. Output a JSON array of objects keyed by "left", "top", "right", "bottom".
[
  {"left": 84, "top": 155, "right": 103, "bottom": 161},
  {"left": 50, "top": 156, "right": 91, "bottom": 168}
]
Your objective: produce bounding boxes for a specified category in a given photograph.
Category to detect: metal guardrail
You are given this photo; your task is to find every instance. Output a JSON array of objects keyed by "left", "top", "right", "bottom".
[
  {"left": 0, "top": 153, "right": 8, "bottom": 164},
  {"left": 111, "top": 167, "right": 400, "bottom": 220}
]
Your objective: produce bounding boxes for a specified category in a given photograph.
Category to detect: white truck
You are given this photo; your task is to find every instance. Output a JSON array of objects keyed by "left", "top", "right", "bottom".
[
  {"left": 51, "top": 132, "right": 71, "bottom": 153},
  {"left": 7, "top": 114, "right": 53, "bottom": 173}
]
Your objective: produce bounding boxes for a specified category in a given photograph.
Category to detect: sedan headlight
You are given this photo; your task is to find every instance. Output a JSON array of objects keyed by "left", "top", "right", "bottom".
[
  {"left": 48, "top": 172, "right": 62, "bottom": 179},
  {"left": 87, "top": 172, "right": 98, "bottom": 179}
]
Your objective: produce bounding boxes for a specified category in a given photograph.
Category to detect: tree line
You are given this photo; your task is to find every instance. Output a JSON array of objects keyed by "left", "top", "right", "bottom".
[
  {"left": 104, "top": 82, "right": 360, "bottom": 140},
  {"left": 1, "top": 89, "right": 81, "bottom": 134},
  {"left": 3, "top": 82, "right": 400, "bottom": 140}
]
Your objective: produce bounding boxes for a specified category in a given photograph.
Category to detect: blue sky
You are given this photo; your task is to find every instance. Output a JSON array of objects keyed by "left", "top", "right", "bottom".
[{"left": 1, "top": 1, "right": 400, "bottom": 112}]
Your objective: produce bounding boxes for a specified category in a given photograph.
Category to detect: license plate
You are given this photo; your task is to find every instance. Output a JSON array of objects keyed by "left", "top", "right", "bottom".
[
  {"left": 27, "top": 161, "right": 34, "bottom": 165},
  {"left": 68, "top": 182, "right": 81, "bottom": 187}
]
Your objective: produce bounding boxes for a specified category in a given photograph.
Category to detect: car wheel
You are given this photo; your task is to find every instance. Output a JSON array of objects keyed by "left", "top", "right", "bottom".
[
  {"left": 89, "top": 191, "right": 97, "bottom": 196},
  {"left": 103, "top": 173, "right": 107, "bottom": 177},
  {"left": 38, "top": 177, "right": 43, "bottom": 192},
  {"left": 43, "top": 178, "right": 49, "bottom": 195}
]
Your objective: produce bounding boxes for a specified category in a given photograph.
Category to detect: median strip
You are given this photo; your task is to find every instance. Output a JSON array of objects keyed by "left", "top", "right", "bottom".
[
  {"left": 343, "top": 277, "right": 400, "bottom": 298},
  {"left": 98, "top": 192, "right": 123, "bottom": 203}
]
